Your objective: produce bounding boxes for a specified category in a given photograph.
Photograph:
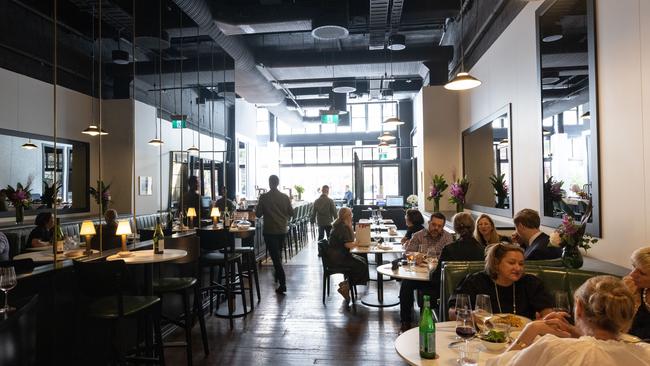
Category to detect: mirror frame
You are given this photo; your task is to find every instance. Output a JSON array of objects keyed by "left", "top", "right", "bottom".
[
  {"left": 462, "top": 103, "right": 514, "bottom": 218},
  {"left": 536, "top": 0, "right": 600, "bottom": 236},
  {"left": 0, "top": 127, "right": 91, "bottom": 217}
]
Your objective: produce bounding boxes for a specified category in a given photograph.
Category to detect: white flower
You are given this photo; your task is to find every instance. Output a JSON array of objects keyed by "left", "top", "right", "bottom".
[
  {"left": 406, "top": 195, "right": 418, "bottom": 205},
  {"left": 549, "top": 230, "right": 562, "bottom": 247}
]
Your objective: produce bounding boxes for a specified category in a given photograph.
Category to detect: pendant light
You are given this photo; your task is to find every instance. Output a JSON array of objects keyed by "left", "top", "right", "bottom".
[
  {"left": 444, "top": 0, "right": 482, "bottom": 91},
  {"left": 82, "top": 6, "right": 108, "bottom": 136},
  {"left": 22, "top": 139, "right": 37, "bottom": 150},
  {"left": 187, "top": 100, "right": 199, "bottom": 153},
  {"left": 149, "top": 3, "right": 165, "bottom": 147},
  {"left": 187, "top": 34, "right": 201, "bottom": 154},
  {"left": 377, "top": 131, "right": 396, "bottom": 142},
  {"left": 382, "top": 50, "right": 404, "bottom": 127}
]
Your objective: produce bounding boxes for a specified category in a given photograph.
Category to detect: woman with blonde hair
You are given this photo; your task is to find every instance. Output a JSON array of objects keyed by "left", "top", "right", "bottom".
[
  {"left": 325, "top": 207, "right": 368, "bottom": 302},
  {"left": 488, "top": 275, "right": 650, "bottom": 366},
  {"left": 474, "top": 214, "right": 510, "bottom": 246},
  {"left": 624, "top": 246, "right": 650, "bottom": 340}
]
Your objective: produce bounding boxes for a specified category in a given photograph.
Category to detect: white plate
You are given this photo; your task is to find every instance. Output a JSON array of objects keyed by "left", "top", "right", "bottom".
[{"left": 488, "top": 314, "right": 531, "bottom": 331}]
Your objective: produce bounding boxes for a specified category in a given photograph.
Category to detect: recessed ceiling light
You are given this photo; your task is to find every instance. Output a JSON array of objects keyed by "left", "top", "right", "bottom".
[
  {"left": 332, "top": 80, "right": 356, "bottom": 93},
  {"left": 311, "top": 25, "right": 349, "bottom": 40}
]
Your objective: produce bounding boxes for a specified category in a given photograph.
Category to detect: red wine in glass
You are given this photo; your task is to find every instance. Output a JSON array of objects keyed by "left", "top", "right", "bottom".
[{"left": 455, "top": 326, "right": 476, "bottom": 340}]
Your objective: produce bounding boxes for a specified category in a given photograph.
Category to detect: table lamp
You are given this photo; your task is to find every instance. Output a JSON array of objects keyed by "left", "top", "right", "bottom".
[
  {"left": 79, "top": 220, "right": 96, "bottom": 255},
  {"left": 187, "top": 207, "right": 197, "bottom": 229},
  {"left": 116, "top": 220, "right": 132, "bottom": 255},
  {"left": 210, "top": 207, "right": 221, "bottom": 227}
]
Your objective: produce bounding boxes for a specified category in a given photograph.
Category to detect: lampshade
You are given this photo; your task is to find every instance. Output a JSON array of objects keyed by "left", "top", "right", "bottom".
[
  {"left": 377, "top": 132, "right": 396, "bottom": 142},
  {"left": 80, "top": 220, "right": 96, "bottom": 236},
  {"left": 210, "top": 207, "right": 221, "bottom": 218},
  {"left": 383, "top": 116, "right": 404, "bottom": 126},
  {"left": 580, "top": 111, "right": 590, "bottom": 120},
  {"left": 187, "top": 207, "right": 197, "bottom": 217},
  {"left": 332, "top": 80, "right": 356, "bottom": 93},
  {"left": 82, "top": 125, "right": 109, "bottom": 136},
  {"left": 187, "top": 145, "right": 199, "bottom": 153},
  {"left": 148, "top": 138, "right": 164, "bottom": 146},
  {"left": 21, "top": 140, "right": 38, "bottom": 149},
  {"left": 444, "top": 72, "right": 482, "bottom": 91},
  {"left": 115, "top": 220, "right": 132, "bottom": 236},
  {"left": 388, "top": 34, "right": 406, "bottom": 51}
]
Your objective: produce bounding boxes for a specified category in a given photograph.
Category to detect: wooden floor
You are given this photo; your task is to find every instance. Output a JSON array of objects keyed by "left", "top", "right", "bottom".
[{"left": 165, "top": 237, "right": 408, "bottom": 365}]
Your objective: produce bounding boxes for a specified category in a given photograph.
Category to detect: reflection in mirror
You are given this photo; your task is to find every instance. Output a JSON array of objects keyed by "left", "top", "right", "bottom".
[
  {"left": 462, "top": 104, "right": 513, "bottom": 217},
  {"left": 537, "top": 0, "right": 599, "bottom": 235},
  {"left": 0, "top": 128, "right": 89, "bottom": 217}
]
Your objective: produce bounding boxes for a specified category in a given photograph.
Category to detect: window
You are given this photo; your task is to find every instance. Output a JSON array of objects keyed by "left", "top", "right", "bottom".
[
  {"left": 279, "top": 146, "right": 292, "bottom": 164},
  {"left": 293, "top": 147, "right": 305, "bottom": 164},
  {"left": 382, "top": 103, "right": 397, "bottom": 131},
  {"left": 305, "top": 123, "right": 320, "bottom": 134},
  {"left": 342, "top": 146, "right": 353, "bottom": 162},
  {"left": 321, "top": 123, "right": 336, "bottom": 134},
  {"left": 277, "top": 121, "right": 291, "bottom": 135},
  {"left": 330, "top": 146, "right": 342, "bottom": 163},
  {"left": 367, "top": 104, "right": 382, "bottom": 131},
  {"left": 305, "top": 146, "right": 317, "bottom": 164},
  {"left": 256, "top": 108, "right": 269, "bottom": 135},
  {"left": 317, "top": 146, "right": 330, "bottom": 163},
  {"left": 351, "top": 104, "right": 366, "bottom": 132}
]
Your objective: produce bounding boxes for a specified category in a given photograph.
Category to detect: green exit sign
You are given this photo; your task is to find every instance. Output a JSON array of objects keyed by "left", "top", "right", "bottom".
[
  {"left": 379, "top": 152, "right": 388, "bottom": 160},
  {"left": 171, "top": 114, "right": 187, "bottom": 129},
  {"left": 320, "top": 114, "right": 339, "bottom": 124}
]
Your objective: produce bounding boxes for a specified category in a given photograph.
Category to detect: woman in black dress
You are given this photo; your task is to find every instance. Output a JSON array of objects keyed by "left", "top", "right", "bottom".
[
  {"left": 624, "top": 246, "right": 650, "bottom": 340},
  {"left": 401, "top": 208, "right": 425, "bottom": 244},
  {"left": 326, "top": 207, "right": 368, "bottom": 301},
  {"left": 474, "top": 214, "right": 511, "bottom": 246},
  {"left": 450, "top": 242, "right": 553, "bottom": 320},
  {"left": 26, "top": 212, "right": 54, "bottom": 248}
]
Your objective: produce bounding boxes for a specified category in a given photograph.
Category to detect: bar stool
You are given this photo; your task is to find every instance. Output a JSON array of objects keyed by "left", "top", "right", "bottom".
[
  {"left": 73, "top": 260, "right": 165, "bottom": 365},
  {"left": 235, "top": 233, "right": 261, "bottom": 307},
  {"left": 153, "top": 235, "right": 209, "bottom": 365},
  {"left": 197, "top": 228, "right": 248, "bottom": 329}
]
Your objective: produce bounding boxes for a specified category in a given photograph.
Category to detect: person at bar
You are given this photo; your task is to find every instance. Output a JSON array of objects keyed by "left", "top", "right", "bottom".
[
  {"left": 216, "top": 186, "right": 236, "bottom": 214},
  {"left": 326, "top": 207, "right": 368, "bottom": 303},
  {"left": 256, "top": 174, "right": 294, "bottom": 294},
  {"left": 403, "top": 212, "right": 453, "bottom": 259},
  {"left": 400, "top": 209, "right": 426, "bottom": 245},
  {"left": 488, "top": 276, "right": 650, "bottom": 366},
  {"left": 311, "top": 184, "right": 337, "bottom": 241},
  {"left": 511, "top": 208, "right": 561, "bottom": 260},
  {"left": 343, "top": 185, "right": 353, "bottom": 207},
  {"left": 475, "top": 213, "right": 511, "bottom": 246},
  {"left": 91, "top": 209, "right": 120, "bottom": 250},
  {"left": 182, "top": 175, "right": 201, "bottom": 223},
  {"left": 623, "top": 246, "right": 650, "bottom": 340},
  {"left": 26, "top": 212, "right": 54, "bottom": 248}
]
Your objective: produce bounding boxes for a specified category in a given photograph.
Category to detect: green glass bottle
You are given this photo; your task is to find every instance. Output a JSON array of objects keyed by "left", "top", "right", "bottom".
[
  {"left": 153, "top": 217, "right": 165, "bottom": 254},
  {"left": 419, "top": 294, "right": 436, "bottom": 359},
  {"left": 54, "top": 218, "right": 65, "bottom": 254}
]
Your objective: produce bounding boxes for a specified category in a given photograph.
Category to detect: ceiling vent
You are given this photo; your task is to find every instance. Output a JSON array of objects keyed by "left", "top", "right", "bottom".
[{"left": 311, "top": 25, "right": 349, "bottom": 40}]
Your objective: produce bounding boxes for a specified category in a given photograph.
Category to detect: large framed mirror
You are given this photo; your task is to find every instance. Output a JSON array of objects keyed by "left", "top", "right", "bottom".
[
  {"left": 462, "top": 104, "right": 513, "bottom": 217},
  {"left": 536, "top": 0, "right": 600, "bottom": 236}
]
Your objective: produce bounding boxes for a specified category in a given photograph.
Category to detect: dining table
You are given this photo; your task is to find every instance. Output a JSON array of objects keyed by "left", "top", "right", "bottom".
[
  {"left": 351, "top": 243, "right": 404, "bottom": 307},
  {"left": 14, "top": 249, "right": 99, "bottom": 263},
  {"left": 395, "top": 321, "right": 502, "bottom": 365},
  {"left": 377, "top": 262, "right": 434, "bottom": 282},
  {"left": 106, "top": 249, "right": 187, "bottom": 295}
]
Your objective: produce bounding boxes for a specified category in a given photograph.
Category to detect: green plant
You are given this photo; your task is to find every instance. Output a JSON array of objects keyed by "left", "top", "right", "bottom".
[
  {"left": 41, "top": 180, "right": 62, "bottom": 207},
  {"left": 489, "top": 173, "right": 509, "bottom": 208},
  {"left": 294, "top": 185, "right": 305, "bottom": 195},
  {"left": 89, "top": 180, "right": 112, "bottom": 207}
]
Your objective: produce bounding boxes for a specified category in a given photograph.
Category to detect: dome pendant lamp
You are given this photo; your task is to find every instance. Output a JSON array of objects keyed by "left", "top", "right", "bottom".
[{"left": 445, "top": 0, "right": 482, "bottom": 91}]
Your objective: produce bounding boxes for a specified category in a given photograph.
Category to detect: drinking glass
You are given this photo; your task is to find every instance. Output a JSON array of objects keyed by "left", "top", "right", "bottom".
[
  {"left": 554, "top": 292, "right": 571, "bottom": 314},
  {"left": 473, "top": 294, "right": 493, "bottom": 333},
  {"left": 456, "top": 307, "right": 476, "bottom": 352},
  {"left": 0, "top": 267, "right": 17, "bottom": 313},
  {"left": 459, "top": 347, "right": 480, "bottom": 366},
  {"left": 406, "top": 253, "right": 415, "bottom": 272}
]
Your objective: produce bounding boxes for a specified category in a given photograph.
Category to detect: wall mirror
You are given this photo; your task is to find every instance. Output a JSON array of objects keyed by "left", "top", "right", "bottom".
[
  {"left": 537, "top": 0, "right": 600, "bottom": 236},
  {"left": 0, "top": 128, "right": 90, "bottom": 218},
  {"left": 462, "top": 104, "right": 513, "bottom": 217}
]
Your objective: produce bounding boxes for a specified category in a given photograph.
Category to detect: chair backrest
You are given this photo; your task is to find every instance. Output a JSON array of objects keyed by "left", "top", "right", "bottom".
[
  {"left": 73, "top": 259, "right": 130, "bottom": 298},
  {"left": 196, "top": 228, "right": 233, "bottom": 252},
  {"left": 0, "top": 294, "right": 38, "bottom": 366},
  {"left": 0, "top": 258, "right": 35, "bottom": 275},
  {"left": 3, "top": 232, "right": 21, "bottom": 259},
  {"left": 438, "top": 261, "right": 611, "bottom": 321},
  {"left": 164, "top": 235, "right": 200, "bottom": 264}
]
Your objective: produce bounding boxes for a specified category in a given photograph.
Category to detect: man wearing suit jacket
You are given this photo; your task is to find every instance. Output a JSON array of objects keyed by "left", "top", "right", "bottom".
[{"left": 512, "top": 209, "right": 561, "bottom": 260}]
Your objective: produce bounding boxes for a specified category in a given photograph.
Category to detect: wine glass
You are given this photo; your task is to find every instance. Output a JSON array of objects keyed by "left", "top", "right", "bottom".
[
  {"left": 456, "top": 305, "right": 476, "bottom": 352},
  {"left": 554, "top": 292, "right": 571, "bottom": 313},
  {"left": 453, "top": 294, "right": 473, "bottom": 342},
  {"left": 473, "top": 294, "right": 493, "bottom": 333},
  {"left": 0, "top": 267, "right": 17, "bottom": 313}
]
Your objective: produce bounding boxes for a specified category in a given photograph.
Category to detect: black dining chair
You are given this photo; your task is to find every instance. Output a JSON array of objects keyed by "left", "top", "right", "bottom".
[
  {"left": 317, "top": 239, "right": 357, "bottom": 306},
  {"left": 153, "top": 235, "right": 209, "bottom": 365},
  {"left": 73, "top": 260, "right": 165, "bottom": 365},
  {"left": 197, "top": 228, "right": 248, "bottom": 329},
  {"left": 0, "top": 258, "right": 35, "bottom": 274}
]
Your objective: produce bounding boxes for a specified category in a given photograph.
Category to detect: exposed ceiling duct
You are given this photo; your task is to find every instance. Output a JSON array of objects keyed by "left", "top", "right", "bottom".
[
  {"left": 369, "top": 0, "right": 390, "bottom": 50},
  {"left": 172, "top": 0, "right": 304, "bottom": 128}
]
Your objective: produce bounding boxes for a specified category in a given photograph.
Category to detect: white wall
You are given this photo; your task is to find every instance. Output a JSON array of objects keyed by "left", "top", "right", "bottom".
[
  {"left": 235, "top": 98, "right": 258, "bottom": 199},
  {"left": 451, "top": 0, "right": 650, "bottom": 267}
]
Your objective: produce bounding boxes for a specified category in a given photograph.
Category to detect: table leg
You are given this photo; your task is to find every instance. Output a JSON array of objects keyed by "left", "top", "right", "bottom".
[{"left": 361, "top": 252, "right": 399, "bottom": 308}]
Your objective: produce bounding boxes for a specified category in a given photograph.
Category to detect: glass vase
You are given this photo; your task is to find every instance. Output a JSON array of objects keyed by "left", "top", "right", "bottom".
[
  {"left": 433, "top": 198, "right": 440, "bottom": 212},
  {"left": 456, "top": 203, "right": 464, "bottom": 213},
  {"left": 15, "top": 205, "right": 24, "bottom": 225},
  {"left": 561, "top": 246, "right": 583, "bottom": 269}
]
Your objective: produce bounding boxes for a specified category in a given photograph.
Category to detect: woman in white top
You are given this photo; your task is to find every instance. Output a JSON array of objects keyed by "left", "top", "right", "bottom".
[{"left": 488, "top": 275, "right": 650, "bottom": 366}]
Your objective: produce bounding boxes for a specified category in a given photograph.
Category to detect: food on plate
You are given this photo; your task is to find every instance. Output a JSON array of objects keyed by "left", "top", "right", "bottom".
[
  {"left": 488, "top": 314, "right": 527, "bottom": 330},
  {"left": 480, "top": 329, "right": 507, "bottom": 343}
]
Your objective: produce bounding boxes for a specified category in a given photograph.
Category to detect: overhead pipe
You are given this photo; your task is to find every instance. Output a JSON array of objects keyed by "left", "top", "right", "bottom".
[{"left": 172, "top": 0, "right": 304, "bottom": 128}]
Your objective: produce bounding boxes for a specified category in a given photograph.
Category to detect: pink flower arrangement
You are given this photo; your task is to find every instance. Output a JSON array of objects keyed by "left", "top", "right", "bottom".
[
  {"left": 449, "top": 176, "right": 470, "bottom": 206},
  {"left": 1, "top": 179, "right": 33, "bottom": 209},
  {"left": 549, "top": 214, "right": 598, "bottom": 251}
]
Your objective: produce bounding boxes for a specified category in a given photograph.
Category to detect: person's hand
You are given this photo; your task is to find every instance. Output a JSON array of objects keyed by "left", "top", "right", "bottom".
[
  {"left": 511, "top": 232, "right": 521, "bottom": 244},
  {"left": 543, "top": 311, "right": 581, "bottom": 338},
  {"left": 528, "top": 318, "right": 572, "bottom": 338}
]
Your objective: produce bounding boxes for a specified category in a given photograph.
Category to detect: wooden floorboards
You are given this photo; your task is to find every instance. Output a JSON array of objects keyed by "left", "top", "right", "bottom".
[{"left": 165, "top": 239, "right": 408, "bottom": 365}]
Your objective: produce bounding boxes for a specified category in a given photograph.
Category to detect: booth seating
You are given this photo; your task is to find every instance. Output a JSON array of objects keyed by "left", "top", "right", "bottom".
[{"left": 438, "top": 260, "right": 611, "bottom": 321}]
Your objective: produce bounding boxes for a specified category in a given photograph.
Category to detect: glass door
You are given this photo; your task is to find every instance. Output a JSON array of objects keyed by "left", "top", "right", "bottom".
[{"left": 361, "top": 164, "right": 399, "bottom": 204}]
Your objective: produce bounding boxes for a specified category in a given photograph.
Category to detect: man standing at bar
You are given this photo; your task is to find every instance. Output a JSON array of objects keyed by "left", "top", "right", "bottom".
[
  {"left": 256, "top": 175, "right": 294, "bottom": 294},
  {"left": 343, "top": 185, "right": 353, "bottom": 207},
  {"left": 311, "top": 185, "right": 337, "bottom": 240}
]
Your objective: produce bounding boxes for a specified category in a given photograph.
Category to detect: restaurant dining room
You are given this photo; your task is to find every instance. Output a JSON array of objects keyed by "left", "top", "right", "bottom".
[{"left": 1, "top": 0, "right": 650, "bottom": 365}]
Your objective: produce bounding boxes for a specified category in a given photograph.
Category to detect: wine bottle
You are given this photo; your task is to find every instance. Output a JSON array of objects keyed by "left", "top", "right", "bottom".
[
  {"left": 224, "top": 207, "right": 231, "bottom": 228},
  {"left": 54, "top": 218, "right": 64, "bottom": 254},
  {"left": 153, "top": 217, "right": 165, "bottom": 254},
  {"left": 419, "top": 294, "right": 436, "bottom": 359}
]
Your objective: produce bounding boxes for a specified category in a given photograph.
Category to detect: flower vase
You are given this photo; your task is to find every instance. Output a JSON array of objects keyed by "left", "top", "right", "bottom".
[
  {"left": 15, "top": 205, "right": 24, "bottom": 224},
  {"left": 561, "top": 246, "right": 583, "bottom": 269},
  {"left": 456, "top": 203, "right": 464, "bottom": 213},
  {"left": 433, "top": 199, "right": 440, "bottom": 212}
]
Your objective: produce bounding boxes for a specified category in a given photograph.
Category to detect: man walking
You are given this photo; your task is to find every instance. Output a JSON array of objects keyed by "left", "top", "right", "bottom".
[
  {"left": 311, "top": 185, "right": 337, "bottom": 240},
  {"left": 256, "top": 175, "right": 294, "bottom": 293}
]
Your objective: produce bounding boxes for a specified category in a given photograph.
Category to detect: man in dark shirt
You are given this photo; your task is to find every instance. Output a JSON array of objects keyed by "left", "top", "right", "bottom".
[
  {"left": 256, "top": 175, "right": 294, "bottom": 293},
  {"left": 215, "top": 187, "right": 236, "bottom": 214},
  {"left": 512, "top": 208, "right": 561, "bottom": 260},
  {"left": 182, "top": 176, "right": 201, "bottom": 225},
  {"left": 311, "top": 185, "right": 337, "bottom": 240}
]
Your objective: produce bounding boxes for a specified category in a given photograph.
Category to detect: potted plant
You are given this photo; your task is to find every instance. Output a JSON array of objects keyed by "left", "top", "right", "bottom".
[
  {"left": 489, "top": 173, "right": 509, "bottom": 209},
  {"left": 406, "top": 194, "right": 419, "bottom": 209},
  {"left": 543, "top": 176, "right": 564, "bottom": 216},
  {"left": 427, "top": 174, "right": 449, "bottom": 212},
  {"left": 549, "top": 207, "right": 597, "bottom": 268},
  {"left": 449, "top": 176, "right": 470, "bottom": 213},
  {"left": 41, "top": 180, "right": 62, "bottom": 209},
  {"left": 294, "top": 185, "right": 305, "bottom": 201},
  {"left": 1, "top": 179, "right": 33, "bottom": 224},
  {"left": 89, "top": 180, "right": 112, "bottom": 213}
]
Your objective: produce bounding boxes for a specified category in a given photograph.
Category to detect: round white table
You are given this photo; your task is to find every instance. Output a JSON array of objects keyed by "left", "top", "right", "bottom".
[
  {"left": 107, "top": 249, "right": 187, "bottom": 295},
  {"left": 351, "top": 244, "right": 404, "bottom": 307},
  {"left": 14, "top": 249, "right": 99, "bottom": 263},
  {"left": 377, "top": 262, "right": 434, "bottom": 281},
  {"left": 395, "top": 321, "right": 501, "bottom": 366}
]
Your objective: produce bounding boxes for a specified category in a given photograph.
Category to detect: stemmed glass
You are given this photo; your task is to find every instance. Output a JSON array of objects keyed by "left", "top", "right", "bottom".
[
  {"left": 473, "top": 294, "right": 493, "bottom": 333},
  {"left": 554, "top": 291, "right": 573, "bottom": 324},
  {"left": 0, "top": 267, "right": 17, "bottom": 313},
  {"left": 455, "top": 294, "right": 476, "bottom": 351}
]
